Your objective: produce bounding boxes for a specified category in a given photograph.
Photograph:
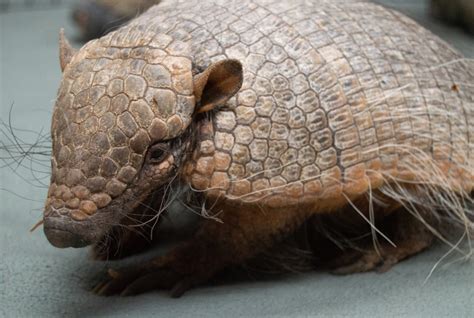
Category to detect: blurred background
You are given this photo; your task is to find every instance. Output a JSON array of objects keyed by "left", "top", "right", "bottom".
[
  {"left": 1, "top": 1, "right": 473, "bottom": 317},
  {"left": 1, "top": 0, "right": 473, "bottom": 44}
]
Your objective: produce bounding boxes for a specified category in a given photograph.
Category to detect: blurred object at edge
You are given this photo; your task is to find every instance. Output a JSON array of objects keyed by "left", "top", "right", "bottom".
[
  {"left": 72, "top": 0, "right": 160, "bottom": 41},
  {"left": 431, "top": 0, "right": 474, "bottom": 34}
]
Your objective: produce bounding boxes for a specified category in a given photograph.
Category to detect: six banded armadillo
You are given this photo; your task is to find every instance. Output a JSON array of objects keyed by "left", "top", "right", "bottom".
[{"left": 43, "top": 0, "right": 473, "bottom": 297}]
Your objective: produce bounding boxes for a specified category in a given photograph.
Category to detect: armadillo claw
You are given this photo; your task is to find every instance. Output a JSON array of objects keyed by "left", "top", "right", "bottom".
[
  {"left": 93, "top": 262, "right": 194, "bottom": 297},
  {"left": 107, "top": 268, "right": 120, "bottom": 279},
  {"left": 92, "top": 280, "right": 107, "bottom": 294},
  {"left": 331, "top": 254, "right": 384, "bottom": 275},
  {"left": 330, "top": 250, "right": 399, "bottom": 275},
  {"left": 119, "top": 269, "right": 182, "bottom": 296},
  {"left": 94, "top": 267, "right": 142, "bottom": 296}
]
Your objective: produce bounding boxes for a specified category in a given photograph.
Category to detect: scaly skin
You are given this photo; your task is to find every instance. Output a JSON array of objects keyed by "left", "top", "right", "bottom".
[{"left": 43, "top": 0, "right": 473, "bottom": 296}]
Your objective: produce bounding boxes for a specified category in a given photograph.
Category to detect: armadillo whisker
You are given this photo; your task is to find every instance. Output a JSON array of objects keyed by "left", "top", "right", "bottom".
[{"left": 29, "top": 219, "right": 44, "bottom": 233}]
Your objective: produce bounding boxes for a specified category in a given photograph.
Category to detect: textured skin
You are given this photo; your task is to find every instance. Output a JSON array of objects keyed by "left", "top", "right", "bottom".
[
  {"left": 44, "top": 0, "right": 473, "bottom": 293},
  {"left": 48, "top": 26, "right": 195, "bottom": 222},
  {"left": 46, "top": 0, "right": 474, "bottom": 233},
  {"left": 143, "top": 0, "right": 473, "bottom": 204}
]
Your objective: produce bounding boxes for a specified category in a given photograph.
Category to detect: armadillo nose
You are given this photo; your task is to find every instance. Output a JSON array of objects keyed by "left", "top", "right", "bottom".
[
  {"left": 43, "top": 214, "right": 92, "bottom": 248},
  {"left": 44, "top": 227, "right": 90, "bottom": 248}
]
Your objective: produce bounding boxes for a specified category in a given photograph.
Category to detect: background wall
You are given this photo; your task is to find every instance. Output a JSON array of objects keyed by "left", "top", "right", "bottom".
[{"left": 0, "top": 0, "right": 74, "bottom": 11}]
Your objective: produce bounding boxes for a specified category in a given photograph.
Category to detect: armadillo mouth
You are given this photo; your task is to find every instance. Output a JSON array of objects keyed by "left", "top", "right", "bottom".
[
  {"left": 44, "top": 228, "right": 90, "bottom": 248},
  {"left": 43, "top": 214, "right": 105, "bottom": 248}
]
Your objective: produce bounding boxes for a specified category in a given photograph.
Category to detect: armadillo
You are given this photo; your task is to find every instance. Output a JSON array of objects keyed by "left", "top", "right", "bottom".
[{"left": 43, "top": 0, "right": 474, "bottom": 297}]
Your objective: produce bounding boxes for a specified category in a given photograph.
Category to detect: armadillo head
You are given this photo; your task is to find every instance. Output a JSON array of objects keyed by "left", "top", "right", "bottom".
[{"left": 43, "top": 30, "right": 242, "bottom": 248}]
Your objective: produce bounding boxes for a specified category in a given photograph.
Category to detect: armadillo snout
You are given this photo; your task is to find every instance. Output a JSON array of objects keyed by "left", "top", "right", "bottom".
[
  {"left": 43, "top": 208, "right": 96, "bottom": 248},
  {"left": 45, "top": 183, "right": 113, "bottom": 220},
  {"left": 42, "top": 184, "right": 114, "bottom": 248},
  {"left": 43, "top": 226, "right": 91, "bottom": 248}
]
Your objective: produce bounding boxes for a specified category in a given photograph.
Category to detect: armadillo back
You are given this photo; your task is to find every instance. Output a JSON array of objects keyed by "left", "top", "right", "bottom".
[{"left": 120, "top": 0, "right": 473, "bottom": 205}]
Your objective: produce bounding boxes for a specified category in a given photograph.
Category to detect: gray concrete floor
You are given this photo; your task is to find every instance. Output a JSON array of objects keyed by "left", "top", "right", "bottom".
[{"left": 1, "top": 2, "right": 473, "bottom": 317}]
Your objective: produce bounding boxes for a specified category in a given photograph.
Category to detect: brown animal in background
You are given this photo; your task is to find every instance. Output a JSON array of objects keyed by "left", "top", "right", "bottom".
[
  {"left": 72, "top": 0, "right": 160, "bottom": 40},
  {"left": 43, "top": 0, "right": 473, "bottom": 297},
  {"left": 431, "top": 0, "right": 474, "bottom": 34}
]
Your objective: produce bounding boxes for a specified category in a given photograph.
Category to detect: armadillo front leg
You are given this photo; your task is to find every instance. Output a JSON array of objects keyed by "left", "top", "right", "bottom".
[
  {"left": 92, "top": 223, "right": 154, "bottom": 261},
  {"left": 95, "top": 201, "right": 311, "bottom": 297},
  {"left": 92, "top": 206, "right": 159, "bottom": 260}
]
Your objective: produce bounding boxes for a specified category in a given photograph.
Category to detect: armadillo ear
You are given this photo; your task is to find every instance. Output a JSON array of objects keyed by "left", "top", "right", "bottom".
[
  {"left": 59, "top": 28, "right": 76, "bottom": 72},
  {"left": 193, "top": 59, "right": 243, "bottom": 114}
]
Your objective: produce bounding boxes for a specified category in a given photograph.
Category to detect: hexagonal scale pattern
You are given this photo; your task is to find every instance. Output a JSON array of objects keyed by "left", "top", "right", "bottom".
[{"left": 48, "top": 0, "right": 473, "bottom": 215}]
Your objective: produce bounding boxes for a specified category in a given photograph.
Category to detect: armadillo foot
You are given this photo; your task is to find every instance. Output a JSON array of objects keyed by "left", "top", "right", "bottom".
[
  {"left": 93, "top": 246, "right": 210, "bottom": 297},
  {"left": 94, "top": 265, "right": 183, "bottom": 297},
  {"left": 330, "top": 248, "right": 401, "bottom": 275}
]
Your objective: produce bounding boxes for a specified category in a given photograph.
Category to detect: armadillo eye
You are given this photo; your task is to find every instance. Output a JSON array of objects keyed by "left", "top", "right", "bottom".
[{"left": 149, "top": 143, "right": 169, "bottom": 163}]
